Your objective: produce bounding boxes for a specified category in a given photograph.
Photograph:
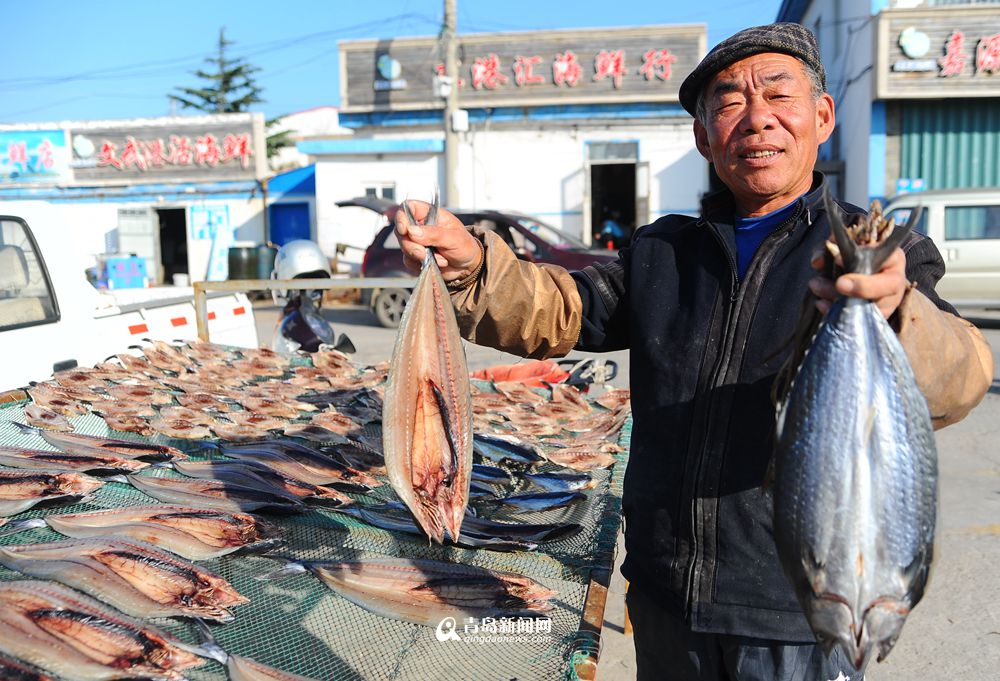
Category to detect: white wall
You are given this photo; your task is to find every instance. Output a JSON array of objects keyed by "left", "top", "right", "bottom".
[
  {"left": 314, "top": 155, "right": 442, "bottom": 272},
  {"left": 1, "top": 195, "right": 265, "bottom": 285},
  {"left": 311, "top": 120, "right": 706, "bottom": 248},
  {"left": 799, "top": 0, "right": 876, "bottom": 206}
]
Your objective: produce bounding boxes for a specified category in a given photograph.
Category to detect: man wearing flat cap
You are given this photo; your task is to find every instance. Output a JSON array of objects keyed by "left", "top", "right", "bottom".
[{"left": 396, "top": 23, "right": 992, "bottom": 681}]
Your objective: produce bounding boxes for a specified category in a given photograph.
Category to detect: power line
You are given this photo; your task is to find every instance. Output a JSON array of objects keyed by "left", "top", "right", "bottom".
[{"left": 0, "top": 13, "right": 439, "bottom": 91}]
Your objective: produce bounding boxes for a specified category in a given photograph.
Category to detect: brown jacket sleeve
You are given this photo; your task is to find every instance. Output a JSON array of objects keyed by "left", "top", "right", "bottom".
[
  {"left": 450, "top": 230, "right": 582, "bottom": 359},
  {"left": 895, "top": 288, "right": 994, "bottom": 429}
]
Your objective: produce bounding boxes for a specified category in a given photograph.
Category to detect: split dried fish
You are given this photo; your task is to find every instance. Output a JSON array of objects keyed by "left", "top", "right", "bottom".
[
  {"left": 218, "top": 441, "right": 379, "bottom": 491},
  {"left": 383, "top": 201, "right": 473, "bottom": 544},
  {"left": 0, "top": 537, "right": 247, "bottom": 621},
  {"left": 0, "top": 470, "right": 103, "bottom": 516},
  {"left": 0, "top": 652, "right": 54, "bottom": 681},
  {"left": 149, "top": 417, "right": 213, "bottom": 440},
  {"left": 264, "top": 557, "right": 555, "bottom": 627},
  {"left": 40, "top": 504, "right": 283, "bottom": 560},
  {"left": 27, "top": 385, "right": 87, "bottom": 417},
  {"left": 23, "top": 403, "right": 75, "bottom": 431},
  {"left": 0, "top": 580, "right": 205, "bottom": 680},
  {"left": 173, "top": 460, "right": 351, "bottom": 507},
  {"left": 16, "top": 425, "right": 186, "bottom": 462},
  {"left": 127, "top": 474, "right": 305, "bottom": 513},
  {"left": 543, "top": 447, "right": 617, "bottom": 471},
  {"left": 0, "top": 445, "right": 148, "bottom": 475}
]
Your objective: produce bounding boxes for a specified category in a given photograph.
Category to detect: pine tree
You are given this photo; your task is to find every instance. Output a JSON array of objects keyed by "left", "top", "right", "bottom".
[{"left": 171, "top": 28, "right": 264, "bottom": 113}]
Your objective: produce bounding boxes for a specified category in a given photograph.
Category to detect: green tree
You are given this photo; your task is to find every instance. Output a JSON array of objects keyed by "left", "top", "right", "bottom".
[
  {"left": 171, "top": 28, "right": 264, "bottom": 113},
  {"left": 172, "top": 28, "right": 293, "bottom": 159}
]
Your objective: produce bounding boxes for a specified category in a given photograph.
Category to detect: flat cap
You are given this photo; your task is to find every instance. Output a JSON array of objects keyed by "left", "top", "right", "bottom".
[{"left": 678, "top": 23, "right": 826, "bottom": 117}]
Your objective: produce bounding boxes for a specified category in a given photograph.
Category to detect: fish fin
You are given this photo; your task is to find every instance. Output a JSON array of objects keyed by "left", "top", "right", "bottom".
[
  {"left": 868, "top": 204, "right": 919, "bottom": 273},
  {"left": 105, "top": 474, "right": 130, "bottom": 484}
]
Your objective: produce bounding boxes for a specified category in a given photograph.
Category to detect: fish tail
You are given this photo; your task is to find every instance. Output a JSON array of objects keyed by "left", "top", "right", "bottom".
[
  {"left": 257, "top": 561, "right": 310, "bottom": 581},
  {"left": 0, "top": 517, "right": 46, "bottom": 538},
  {"left": 9, "top": 421, "right": 40, "bottom": 436},
  {"left": 823, "top": 186, "right": 919, "bottom": 274}
]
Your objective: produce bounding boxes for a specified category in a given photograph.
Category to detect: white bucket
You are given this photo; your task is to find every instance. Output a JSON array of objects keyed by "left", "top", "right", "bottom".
[{"left": 172, "top": 273, "right": 191, "bottom": 287}]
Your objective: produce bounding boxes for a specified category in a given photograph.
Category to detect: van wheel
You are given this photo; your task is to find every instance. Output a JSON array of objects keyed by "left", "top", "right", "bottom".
[{"left": 373, "top": 288, "right": 410, "bottom": 328}]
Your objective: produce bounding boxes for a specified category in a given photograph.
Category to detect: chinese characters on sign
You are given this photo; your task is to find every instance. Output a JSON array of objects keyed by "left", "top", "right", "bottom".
[
  {"left": 976, "top": 33, "right": 1000, "bottom": 74},
  {"left": 938, "top": 30, "right": 967, "bottom": 77},
  {"left": 444, "top": 47, "right": 680, "bottom": 91},
  {"left": 96, "top": 133, "right": 253, "bottom": 171},
  {"left": 0, "top": 130, "right": 69, "bottom": 183}
]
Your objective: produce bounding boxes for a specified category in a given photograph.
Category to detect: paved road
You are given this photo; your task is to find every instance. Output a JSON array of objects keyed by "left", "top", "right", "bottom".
[{"left": 257, "top": 302, "right": 1000, "bottom": 680}]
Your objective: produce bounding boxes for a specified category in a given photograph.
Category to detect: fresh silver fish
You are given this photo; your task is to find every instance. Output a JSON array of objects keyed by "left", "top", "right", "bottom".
[
  {"left": 473, "top": 433, "right": 545, "bottom": 466},
  {"left": 490, "top": 490, "right": 585, "bottom": 513},
  {"left": 39, "top": 504, "right": 283, "bottom": 560},
  {"left": 0, "top": 537, "right": 247, "bottom": 621},
  {"left": 384, "top": 199, "right": 473, "bottom": 544},
  {"left": 522, "top": 471, "right": 597, "bottom": 493},
  {"left": 329, "top": 503, "right": 535, "bottom": 551},
  {"left": 471, "top": 463, "right": 512, "bottom": 485},
  {"left": 0, "top": 580, "right": 205, "bottom": 680},
  {"left": 263, "top": 557, "right": 555, "bottom": 627},
  {"left": 773, "top": 192, "right": 936, "bottom": 670},
  {"left": 0, "top": 470, "right": 104, "bottom": 516}
]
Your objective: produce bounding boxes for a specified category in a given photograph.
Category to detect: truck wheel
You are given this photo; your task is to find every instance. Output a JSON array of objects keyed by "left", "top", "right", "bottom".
[{"left": 373, "top": 288, "right": 410, "bottom": 328}]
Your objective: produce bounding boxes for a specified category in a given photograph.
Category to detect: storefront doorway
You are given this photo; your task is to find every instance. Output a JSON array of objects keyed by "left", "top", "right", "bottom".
[
  {"left": 589, "top": 163, "right": 636, "bottom": 249},
  {"left": 155, "top": 208, "right": 188, "bottom": 284}
]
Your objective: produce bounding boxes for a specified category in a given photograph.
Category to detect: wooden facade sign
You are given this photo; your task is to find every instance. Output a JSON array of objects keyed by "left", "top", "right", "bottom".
[
  {"left": 339, "top": 25, "right": 705, "bottom": 112},
  {"left": 0, "top": 114, "right": 268, "bottom": 187},
  {"left": 877, "top": 7, "right": 1000, "bottom": 100}
]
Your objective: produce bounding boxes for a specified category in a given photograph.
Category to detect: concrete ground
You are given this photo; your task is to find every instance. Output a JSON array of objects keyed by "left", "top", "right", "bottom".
[{"left": 255, "top": 301, "right": 1000, "bottom": 681}]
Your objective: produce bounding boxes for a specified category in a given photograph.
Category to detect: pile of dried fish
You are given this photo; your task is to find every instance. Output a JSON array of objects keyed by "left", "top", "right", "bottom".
[{"left": 773, "top": 192, "right": 936, "bottom": 670}]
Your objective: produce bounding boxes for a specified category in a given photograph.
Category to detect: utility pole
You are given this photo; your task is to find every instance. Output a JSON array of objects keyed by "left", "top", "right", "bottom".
[{"left": 443, "top": 0, "right": 460, "bottom": 207}]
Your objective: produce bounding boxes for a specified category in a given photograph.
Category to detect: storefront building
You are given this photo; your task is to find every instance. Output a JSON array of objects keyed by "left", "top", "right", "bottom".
[
  {"left": 778, "top": 0, "right": 1000, "bottom": 205},
  {"left": 304, "top": 25, "right": 709, "bottom": 246},
  {"left": 0, "top": 113, "right": 269, "bottom": 284}
]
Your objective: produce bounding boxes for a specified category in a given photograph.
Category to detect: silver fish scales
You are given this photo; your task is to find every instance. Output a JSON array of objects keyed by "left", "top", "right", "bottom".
[
  {"left": 383, "top": 196, "right": 473, "bottom": 543},
  {"left": 773, "top": 190, "right": 937, "bottom": 671}
]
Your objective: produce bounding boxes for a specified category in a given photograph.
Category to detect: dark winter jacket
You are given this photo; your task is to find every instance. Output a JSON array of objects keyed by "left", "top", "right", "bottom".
[{"left": 450, "top": 173, "right": 993, "bottom": 641}]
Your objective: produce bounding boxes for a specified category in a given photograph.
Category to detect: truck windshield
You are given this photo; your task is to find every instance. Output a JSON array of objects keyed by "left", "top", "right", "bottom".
[{"left": 0, "top": 218, "right": 58, "bottom": 331}]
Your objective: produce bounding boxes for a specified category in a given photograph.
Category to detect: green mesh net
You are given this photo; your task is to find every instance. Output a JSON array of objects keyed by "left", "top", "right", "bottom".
[{"left": 0, "top": 370, "right": 628, "bottom": 680}]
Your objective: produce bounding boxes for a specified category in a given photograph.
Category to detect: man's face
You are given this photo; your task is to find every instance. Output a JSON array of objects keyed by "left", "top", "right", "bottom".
[{"left": 693, "top": 53, "right": 835, "bottom": 217}]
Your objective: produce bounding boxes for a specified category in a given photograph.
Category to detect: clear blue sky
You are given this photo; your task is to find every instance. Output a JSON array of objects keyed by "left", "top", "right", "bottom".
[{"left": 1, "top": 0, "right": 782, "bottom": 124}]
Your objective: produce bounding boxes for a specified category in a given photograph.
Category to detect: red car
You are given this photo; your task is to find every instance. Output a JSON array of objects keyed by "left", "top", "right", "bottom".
[{"left": 358, "top": 207, "right": 619, "bottom": 328}]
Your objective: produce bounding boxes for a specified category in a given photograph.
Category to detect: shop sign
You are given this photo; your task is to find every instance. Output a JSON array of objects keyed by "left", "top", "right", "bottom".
[
  {"left": 0, "top": 114, "right": 266, "bottom": 186},
  {"left": 341, "top": 25, "right": 704, "bottom": 112},
  {"left": 0, "top": 130, "right": 71, "bottom": 184},
  {"left": 896, "top": 178, "right": 926, "bottom": 195},
  {"left": 878, "top": 8, "right": 1000, "bottom": 99}
]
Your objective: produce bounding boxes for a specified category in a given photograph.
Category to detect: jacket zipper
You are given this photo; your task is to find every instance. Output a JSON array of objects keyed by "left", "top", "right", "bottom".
[{"left": 683, "top": 205, "right": 802, "bottom": 623}]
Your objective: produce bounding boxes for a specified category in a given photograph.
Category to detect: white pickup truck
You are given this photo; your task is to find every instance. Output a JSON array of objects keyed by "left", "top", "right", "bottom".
[{"left": 0, "top": 202, "right": 259, "bottom": 390}]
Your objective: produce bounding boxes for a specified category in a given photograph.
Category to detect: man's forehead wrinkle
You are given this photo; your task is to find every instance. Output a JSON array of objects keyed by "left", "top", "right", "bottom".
[{"left": 708, "top": 67, "right": 797, "bottom": 100}]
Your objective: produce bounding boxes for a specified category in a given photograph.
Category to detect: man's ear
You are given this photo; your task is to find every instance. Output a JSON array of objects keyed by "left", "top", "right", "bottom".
[
  {"left": 816, "top": 93, "right": 836, "bottom": 144},
  {"left": 694, "top": 119, "right": 713, "bottom": 162}
]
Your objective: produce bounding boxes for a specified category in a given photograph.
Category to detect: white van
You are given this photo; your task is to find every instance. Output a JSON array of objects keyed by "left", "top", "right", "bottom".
[
  {"left": 0, "top": 203, "right": 259, "bottom": 390},
  {"left": 883, "top": 189, "right": 1000, "bottom": 308}
]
